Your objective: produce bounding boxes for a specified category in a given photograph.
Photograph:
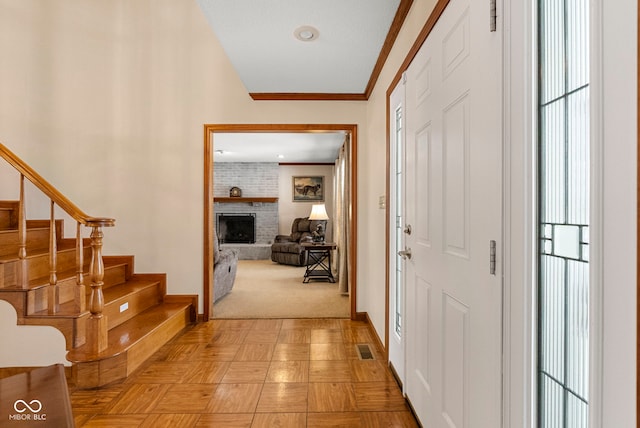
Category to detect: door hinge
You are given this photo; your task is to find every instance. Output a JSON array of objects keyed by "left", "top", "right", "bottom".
[
  {"left": 489, "top": 240, "right": 496, "bottom": 275},
  {"left": 489, "top": 0, "right": 497, "bottom": 32}
]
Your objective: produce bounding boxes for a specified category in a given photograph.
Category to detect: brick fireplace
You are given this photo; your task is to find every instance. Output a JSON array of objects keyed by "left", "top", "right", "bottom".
[{"left": 214, "top": 162, "right": 278, "bottom": 259}]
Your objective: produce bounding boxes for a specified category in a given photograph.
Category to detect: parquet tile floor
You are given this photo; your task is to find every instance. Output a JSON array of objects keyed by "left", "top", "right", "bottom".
[{"left": 70, "top": 318, "right": 420, "bottom": 427}]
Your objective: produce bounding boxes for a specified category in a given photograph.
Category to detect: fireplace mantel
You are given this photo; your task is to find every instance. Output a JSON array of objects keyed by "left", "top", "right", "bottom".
[{"left": 214, "top": 197, "right": 278, "bottom": 203}]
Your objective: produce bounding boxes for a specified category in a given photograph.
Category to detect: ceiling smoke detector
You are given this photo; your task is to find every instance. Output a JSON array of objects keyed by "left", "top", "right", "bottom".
[{"left": 294, "top": 26, "right": 319, "bottom": 42}]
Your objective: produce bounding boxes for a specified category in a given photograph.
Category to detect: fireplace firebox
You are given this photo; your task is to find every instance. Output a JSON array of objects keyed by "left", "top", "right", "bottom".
[{"left": 216, "top": 213, "right": 256, "bottom": 244}]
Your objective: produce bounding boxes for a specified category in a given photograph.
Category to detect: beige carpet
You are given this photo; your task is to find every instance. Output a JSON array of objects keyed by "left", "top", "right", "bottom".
[{"left": 213, "top": 259, "right": 350, "bottom": 319}]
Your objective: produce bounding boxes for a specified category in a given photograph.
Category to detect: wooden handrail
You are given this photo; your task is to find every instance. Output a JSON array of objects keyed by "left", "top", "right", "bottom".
[
  {"left": 1, "top": 141, "right": 112, "bottom": 350},
  {"left": 0, "top": 142, "right": 114, "bottom": 227}
]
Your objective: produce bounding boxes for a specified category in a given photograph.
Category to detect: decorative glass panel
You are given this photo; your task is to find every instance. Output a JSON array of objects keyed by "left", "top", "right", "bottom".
[
  {"left": 538, "top": 0, "right": 589, "bottom": 426},
  {"left": 394, "top": 106, "right": 403, "bottom": 337}
]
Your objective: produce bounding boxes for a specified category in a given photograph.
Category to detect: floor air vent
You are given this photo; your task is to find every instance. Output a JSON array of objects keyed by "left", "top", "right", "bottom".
[{"left": 356, "top": 344, "right": 375, "bottom": 360}]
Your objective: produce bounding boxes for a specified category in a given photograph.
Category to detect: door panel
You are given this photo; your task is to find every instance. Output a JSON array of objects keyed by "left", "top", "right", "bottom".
[
  {"left": 443, "top": 93, "right": 469, "bottom": 258},
  {"left": 415, "top": 124, "right": 432, "bottom": 245},
  {"left": 442, "top": 294, "right": 469, "bottom": 428}
]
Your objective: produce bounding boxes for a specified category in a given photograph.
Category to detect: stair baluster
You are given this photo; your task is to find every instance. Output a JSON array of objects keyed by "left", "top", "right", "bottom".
[
  {"left": 48, "top": 200, "right": 59, "bottom": 314},
  {"left": 17, "top": 175, "right": 27, "bottom": 288},
  {"left": 75, "top": 222, "right": 85, "bottom": 313},
  {"left": 87, "top": 225, "right": 107, "bottom": 353}
]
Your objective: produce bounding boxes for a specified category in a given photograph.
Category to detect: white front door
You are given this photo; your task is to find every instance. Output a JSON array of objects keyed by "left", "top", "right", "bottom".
[{"left": 403, "top": 0, "right": 503, "bottom": 425}]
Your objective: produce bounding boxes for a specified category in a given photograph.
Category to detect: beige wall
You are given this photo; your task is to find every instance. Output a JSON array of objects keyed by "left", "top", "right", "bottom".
[
  {"left": 0, "top": 0, "right": 366, "bottom": 304},
  {"left": 360, "top": 0, "right": 438, "bottom": 336},
  {"left": 0, "top": 0, "right": 440, "bottom": 367}
]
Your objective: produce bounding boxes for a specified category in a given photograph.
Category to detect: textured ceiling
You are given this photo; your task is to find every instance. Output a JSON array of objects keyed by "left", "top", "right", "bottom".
[{"left": 196, "top": 0, "right": 403, "bottom": 97}]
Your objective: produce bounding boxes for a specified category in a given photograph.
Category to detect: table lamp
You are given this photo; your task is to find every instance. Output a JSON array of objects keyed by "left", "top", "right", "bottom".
[{"left": 308, "top": 204, "right": 329, "bottom": 243}]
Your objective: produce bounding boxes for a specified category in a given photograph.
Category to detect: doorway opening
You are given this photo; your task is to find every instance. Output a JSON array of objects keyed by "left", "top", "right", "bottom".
[{"left": 203, "top": 124, "right": 358, "bottom": 320}]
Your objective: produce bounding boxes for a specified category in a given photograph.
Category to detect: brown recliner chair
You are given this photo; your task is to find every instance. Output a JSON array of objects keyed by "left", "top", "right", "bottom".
[{"left": 270, "top": 217, "right": 327, "bottom": 266}]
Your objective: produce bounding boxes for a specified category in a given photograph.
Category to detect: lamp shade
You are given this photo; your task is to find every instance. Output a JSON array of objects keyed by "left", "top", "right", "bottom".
[{"left": 308, "top": 204, "right": 329, "bottom": 220}]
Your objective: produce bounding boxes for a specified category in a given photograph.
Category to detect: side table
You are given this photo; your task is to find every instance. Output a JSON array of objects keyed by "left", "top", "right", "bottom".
[{"left": 301, "top": 242, "right": 337, "bottom": 283}]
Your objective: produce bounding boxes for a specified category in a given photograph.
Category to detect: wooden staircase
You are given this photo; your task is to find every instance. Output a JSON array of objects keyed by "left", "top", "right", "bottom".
[{"left": 0, "top": 144, "right": 196, "bottom": 388}]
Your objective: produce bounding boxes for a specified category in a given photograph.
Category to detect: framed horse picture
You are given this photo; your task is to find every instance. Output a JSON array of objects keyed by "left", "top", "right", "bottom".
[{"left": 292, "top": 176, "right": 324, "bottom": 202}]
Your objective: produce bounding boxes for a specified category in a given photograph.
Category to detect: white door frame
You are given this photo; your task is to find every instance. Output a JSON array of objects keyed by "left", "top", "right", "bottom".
[{"left": 501, "top": 0, "right": 536, "bottom": 426}]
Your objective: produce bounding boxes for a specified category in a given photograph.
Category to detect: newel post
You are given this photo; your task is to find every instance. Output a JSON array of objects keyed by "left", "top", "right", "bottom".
[{"left": 86, "top": 225, "right": 107, "bottom": 353}]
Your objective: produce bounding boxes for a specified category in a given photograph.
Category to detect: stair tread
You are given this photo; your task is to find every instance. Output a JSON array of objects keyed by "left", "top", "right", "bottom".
[
  {"left": 66, "top": 302, "right": 189, "bottom": 362},
  {"left": 0, "top": 225, "right": 49, "bottom": 232}
]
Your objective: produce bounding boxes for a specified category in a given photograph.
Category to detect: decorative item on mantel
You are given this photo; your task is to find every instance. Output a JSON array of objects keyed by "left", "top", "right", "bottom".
[{"left": 229, "top": 186, "right": 242, "bottom": 197}]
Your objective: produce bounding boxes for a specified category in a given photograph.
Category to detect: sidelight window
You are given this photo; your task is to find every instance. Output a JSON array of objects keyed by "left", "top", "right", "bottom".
[
  {"left": 394, "top": 105, "right": 403, "bottom": 337},
  {"left": 537, "top": 0, "right": 590, "bottom": 426}
]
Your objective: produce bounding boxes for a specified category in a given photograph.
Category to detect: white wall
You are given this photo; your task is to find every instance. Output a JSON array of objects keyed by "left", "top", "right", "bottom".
[
  {"left": 600, "top": 0, "right": 637, "bottom": 424},
  {"left": 277, "top": 164, "right": 334, "bottom": 242}
]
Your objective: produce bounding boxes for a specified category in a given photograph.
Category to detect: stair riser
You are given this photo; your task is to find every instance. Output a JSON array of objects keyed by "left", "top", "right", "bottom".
[
  {"left": 0, "top": 264, "right": 130, "bottom": 322},
  {"left": 103, "top": 256, "right": 135, "bottom": 280},
  {"left": 101, "top": 264, "right": 127, "bottom": 290},
  {"left": 0, "top": 228, "right": 50, "bottom": 257},
  {"left": 0, "top": 262, "right": 16, "bottom": 288},
  {"left": 28, "top": 248, "right": 92, "bottom": 282},
  {"left": 0, "top": 247, "right": 92, "bottom": 288},
  {"left": 26, "top": 282, "right": 80, "bottom": 315},
  {"left": 103, "top": 284, "right": 162, "bottom": 330},
  {"left": 0, "top": 211, "right": 13, "bottom": 230},
  {"left": 71, "top": 306, "right": 190, "bottom": 388},
  {"left": 0, "top": 202, "right": 18, "bottom": 229},
  {"left": 126, "top": 307, "right": 190, "bottom": 375},
  {"left": 0, "top": 254, "right": 130, "bottom": 291}
]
